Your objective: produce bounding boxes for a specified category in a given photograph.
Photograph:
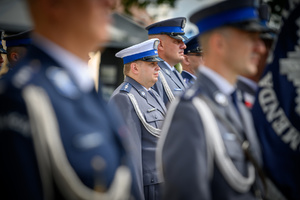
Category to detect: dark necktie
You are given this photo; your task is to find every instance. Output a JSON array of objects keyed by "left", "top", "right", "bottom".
[
  {"left": 173, "top": 70, "right": 186, "bottom": 88},
  {"left": 173, "top": 70, "right": 181, "bottom": 81},
  {"left": 231, "top": 90, "right": 241, "bottom": 116},
  {"left": 148, "top": 89, "right": 165, "bottom": 112}
]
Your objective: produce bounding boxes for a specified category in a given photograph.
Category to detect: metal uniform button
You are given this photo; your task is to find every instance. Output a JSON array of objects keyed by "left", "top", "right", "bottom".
[
  {"left": 214, "top": 92, "right": 228, "bottom": 106},
  {"left": 151, "top": 179, "right": 154, "bottom": 183}
]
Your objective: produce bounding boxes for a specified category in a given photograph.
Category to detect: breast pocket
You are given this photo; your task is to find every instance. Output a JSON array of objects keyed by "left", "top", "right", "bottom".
[
  {"left": 144, "top": 111, "right": 164, "bottom": 128},
  {"left": 172, "top": 88, "right": 183, "bottom": 97}
]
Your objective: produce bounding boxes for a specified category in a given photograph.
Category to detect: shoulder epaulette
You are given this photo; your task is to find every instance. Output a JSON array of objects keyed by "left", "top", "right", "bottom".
[
  {"left": 120, "top": 82, "right": 132, "bottom": 93},
  {"left": 47, "top": 66, "right": 80, "bottom": 99},
  {"left": 181, "top": 84, "right": 202, "bottom": 101}
]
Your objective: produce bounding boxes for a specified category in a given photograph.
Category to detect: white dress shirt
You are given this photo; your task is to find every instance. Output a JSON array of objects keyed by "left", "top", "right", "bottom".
[{"left": 199, "top": 66, "right": 235, "bottom": 96}]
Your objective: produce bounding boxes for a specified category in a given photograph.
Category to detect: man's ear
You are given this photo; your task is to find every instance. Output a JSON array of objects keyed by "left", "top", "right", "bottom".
[
  {"left": 10, "top": 52, "right": 19, "bottom": 62},
  {"left": 130, "top": 62, "right": 139, "bottom": 75},
  {"left": 210, "top": 32, "right": 226, "bottom": 56},
  {"left": 158, "top": 39, "right": 164, "bottom": 51}
]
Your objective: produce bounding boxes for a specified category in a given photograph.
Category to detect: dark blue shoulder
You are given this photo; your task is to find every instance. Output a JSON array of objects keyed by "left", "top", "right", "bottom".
[
  {"left": 181, "top": 83, "right": 202, "bottom": 101},
  {"left": 181, "top": 71, "right": 192, "bottom": 80},
  {"left": 120, "top": 82, "right": 132, "bottom": 93}
]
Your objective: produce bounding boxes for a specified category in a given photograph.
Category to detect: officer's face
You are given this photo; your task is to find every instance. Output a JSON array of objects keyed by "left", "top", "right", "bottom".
[
  {"left": 252, "top": 38, "right": 273, "bottom": 82},
  {"left": 187, "top": 53, "right": 204, "bottom": 71},
  {"left": 223, "top": 28, "right": 266, "bottom": 77},
  {"left": 58, "top": 0, "right": 116, "bottom": 50},
  {"left": 160, "top": 36, "right": 186, "bottom": 66},
  {"left": 137, "top": 61, "right": 160, "bottom": 89},
  {"left": 0, "top": 54, "right": 3, "bottom": 65}
]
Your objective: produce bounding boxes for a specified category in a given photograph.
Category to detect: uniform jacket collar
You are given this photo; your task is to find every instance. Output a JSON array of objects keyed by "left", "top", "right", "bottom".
[
  {"left": 32, "top": 33, "right": 94, "bottom": 92},
  {"left": 124, "top": 76, "right": 166, "bottom": 114},
  {"left": 181, "top": 70, "right": 196, "bottom": 85},
  {"left": 158, "top": 62, "right": 186, "bottom": 89},
  {"left": 196, "top": 71, "right": 260, "bottom": 153}
]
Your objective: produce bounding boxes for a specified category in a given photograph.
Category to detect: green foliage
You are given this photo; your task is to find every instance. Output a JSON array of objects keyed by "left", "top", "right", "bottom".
[
  {"left": 156, "top": 0, "right": 176, "bottom": 7},
  {"left": 122, "top": 0, "right": 176, "bottom": 15},
  {"left": 174, "top": 63, "right": 182, "bottom": 73},
  {"left": 121, "top": 0, "right": 284, "bottom": 27}
]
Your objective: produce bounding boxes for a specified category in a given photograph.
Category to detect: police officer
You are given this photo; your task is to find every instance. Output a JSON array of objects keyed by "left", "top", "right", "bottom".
[
  {"left": 0, "top": 0, "right": 142, "bottom": 199},
  {"left": 4, "top": 30, "right": 32, "bottom": 69},
  {"left": 110, "top": 38, "right": 166, "bottom": 200},
  {"left": 237, "top": 3, "right": 276, "bottom": 108},
  {"left": 146, "top": 17, "right": 188, "bottom": 105},
  {"left": 157, "top": 0, "right": 267, "bottom": 199},
  {"left": 180, "top": 35, "right": 204, "bottom": 87}
]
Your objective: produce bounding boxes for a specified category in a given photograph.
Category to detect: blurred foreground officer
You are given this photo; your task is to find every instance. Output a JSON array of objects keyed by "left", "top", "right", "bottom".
[
  {"left": 157, "top": 1, "right": 268, "bottom": 200},
  {"left": 4, "top": 30, "right": 32, "bottom": 69},
  {"left": 0, "top": 0, "right": 139, "bottom": 200},
  {"left": 110, "top": 39, "right": 166, "bottom": 200},
  {"left": 180, "top": 35, "right": 204, "bottom": 87},
  {"left": 237, "top": 4, "right": 276, "bottom": 108},
  {"left": 146, "top": 17, "right": 187, "bottom": 105},
  {"left": 252, "top": 2, "right": 300, "bottom": 199}
]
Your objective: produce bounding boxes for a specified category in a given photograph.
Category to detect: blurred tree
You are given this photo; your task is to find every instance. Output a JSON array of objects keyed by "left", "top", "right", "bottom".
[
  {"left": 121, "top": 0, "right": 283, "bottom": 24},
  {"left": 121, "top": 0, "right": 176, "bottom": 15},
  {"left": 120, "top": 0, "right": 284, "bottom": 28}
]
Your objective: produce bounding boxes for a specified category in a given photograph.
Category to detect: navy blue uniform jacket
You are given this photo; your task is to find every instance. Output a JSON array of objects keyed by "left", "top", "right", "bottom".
[
  {"left": 0, "top": 45, "right": 142, "bottom": 200},
  {"left": 159, "top": 72, "right": 263, "bottom": 200}
]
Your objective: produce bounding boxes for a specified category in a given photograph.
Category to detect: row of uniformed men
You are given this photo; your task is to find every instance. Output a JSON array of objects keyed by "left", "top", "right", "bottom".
[
  {"left": 109, "top": 1, "right": 287, "bottom": 200},
  {"left": 0, "top": 16, "right": 202, "bottom": 200},
  {"left": 0, "top": 0, "right": 291, "bottom": 200}
]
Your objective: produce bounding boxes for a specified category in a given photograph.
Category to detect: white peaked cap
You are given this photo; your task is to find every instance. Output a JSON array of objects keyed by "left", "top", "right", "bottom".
[{"left": 115, "top": 38, "right": 163, "bottom": 64}]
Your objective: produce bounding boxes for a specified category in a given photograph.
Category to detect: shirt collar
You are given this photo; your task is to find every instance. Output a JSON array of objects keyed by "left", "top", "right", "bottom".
[
  {"left": 182, "top": 70, "right": 197, "bottom": 80},
  {"left": 32, "top": 33, "right": 94, "bottom": 92},
  {"left": 142, "top": 86, "right": 150, "bottom": 91},
  {"left": 164, "top": 61, "right": 175, "bottom": 71},
  {"left": 199, "top": 66, "right": 235, "bottom": 96}
]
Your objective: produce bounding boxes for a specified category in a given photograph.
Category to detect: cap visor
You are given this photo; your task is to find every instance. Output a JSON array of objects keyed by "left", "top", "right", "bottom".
[
  {"left": 260, "top": 32, "right": 276, "bottom": 40},
  {"left": 169, "top": 34, "right": 187, "bottom": 41},
  {"left": 229, "top": 20, "right": 270, "bottom": 32},
  {"left": 141, "top": 56, "right": 164, "bottom": 62}
]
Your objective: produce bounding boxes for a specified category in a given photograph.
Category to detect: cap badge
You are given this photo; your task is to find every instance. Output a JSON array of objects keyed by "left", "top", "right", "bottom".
[
  {"left": 153, "top": 40, "right": 159, "bottom": 49},
  {"left": 182, "top": 19, "right": 186, "bottom": 28}
]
